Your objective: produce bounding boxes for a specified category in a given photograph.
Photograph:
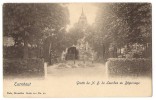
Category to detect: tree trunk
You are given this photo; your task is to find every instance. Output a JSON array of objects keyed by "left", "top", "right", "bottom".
[
  {"left": 120, "top": 47, "right": 121, "bottom": 55},
  {"left": 127, "top": 44, "right": 130, "bottom": 52},
  {"left": 49, "top": 42, "right": 52, "bottom": 64},
  {"left": 114, "top": 47, "right": 117, "bottom": 58},
  {"left": 105, "top": 45, "right": 109, "bottom": 59},
  {"left": 37, "top": 42, "right": 41, "bottom": 58},
  {"left": 23, "top": 38, "right": 28, "bottom": 59},
  {"left": 103, "top": 43, "right": 105, "bottom": 59}
]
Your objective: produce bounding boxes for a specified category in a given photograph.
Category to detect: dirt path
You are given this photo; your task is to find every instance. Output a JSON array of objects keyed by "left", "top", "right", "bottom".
[{"left": 47, "top": 61, "right": 107, "bottom": 77}]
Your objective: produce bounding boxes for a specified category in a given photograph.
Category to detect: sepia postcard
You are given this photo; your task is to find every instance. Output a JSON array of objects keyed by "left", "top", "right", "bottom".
[{"left": 3, "top": 3, "right": 152, "bottom": 97}]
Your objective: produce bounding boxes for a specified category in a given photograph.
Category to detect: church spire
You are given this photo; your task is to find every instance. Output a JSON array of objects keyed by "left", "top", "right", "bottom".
[{"left": 78, "top": 6, "right": 87, "bottom": 27}]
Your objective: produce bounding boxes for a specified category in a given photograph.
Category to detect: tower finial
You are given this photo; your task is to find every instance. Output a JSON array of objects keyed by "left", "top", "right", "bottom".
[{"left": 82, "top": 6, "right": 84, "bottom": 15}]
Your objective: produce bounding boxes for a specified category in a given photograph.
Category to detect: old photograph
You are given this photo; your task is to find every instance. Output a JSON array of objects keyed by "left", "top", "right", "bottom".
[{"left": 3, "top": 3, "right": 152, "bottom": 97}]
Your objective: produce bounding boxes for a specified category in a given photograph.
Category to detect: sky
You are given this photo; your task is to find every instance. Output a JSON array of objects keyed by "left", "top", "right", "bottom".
[{"left": 66, "top": 3, "right": 98, "bottom": 31}]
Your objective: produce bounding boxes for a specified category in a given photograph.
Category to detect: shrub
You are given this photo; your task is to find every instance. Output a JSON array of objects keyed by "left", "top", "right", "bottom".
[
  {"left": 106, "top": 58, "right": 152, "bottom": 77},
  {"left": 3, "top": 46, "right": 24, "bottom": 58},
  {"left": 3, "top": 58, "right": 44, "bottom": 77}
]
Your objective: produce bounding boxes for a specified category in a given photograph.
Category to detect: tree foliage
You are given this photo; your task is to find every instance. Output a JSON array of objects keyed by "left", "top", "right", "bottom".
[
  {"left": 3, "top": 3, "right": 69, "bottom": 59},
  {"left": 86, "top": 3, "right": 152, "bottom": 58}
]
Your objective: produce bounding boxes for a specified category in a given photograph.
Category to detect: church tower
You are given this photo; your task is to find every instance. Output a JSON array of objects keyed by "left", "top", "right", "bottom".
[{"left": 78, "top": 7, "right": 88, "bottom": 28}]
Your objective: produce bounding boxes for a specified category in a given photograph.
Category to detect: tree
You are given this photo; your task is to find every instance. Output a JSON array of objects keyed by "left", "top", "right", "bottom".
[
  {"left": 65, "top": 23, "right": 86, "bottom": 47},
  {"left": 89, "top": 3, "right": 151, "bottom": 58},
  {"left": 3, "top": 3, "right": 69, "bottom": 59}
]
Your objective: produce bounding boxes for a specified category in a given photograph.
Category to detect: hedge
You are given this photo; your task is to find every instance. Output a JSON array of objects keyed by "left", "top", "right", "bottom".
[
  {"left": 3, "top": 58, "right": 44, "bottom": 77},
  {"left": 106, "top": 58, "right": 152, "bottom": 77}
]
